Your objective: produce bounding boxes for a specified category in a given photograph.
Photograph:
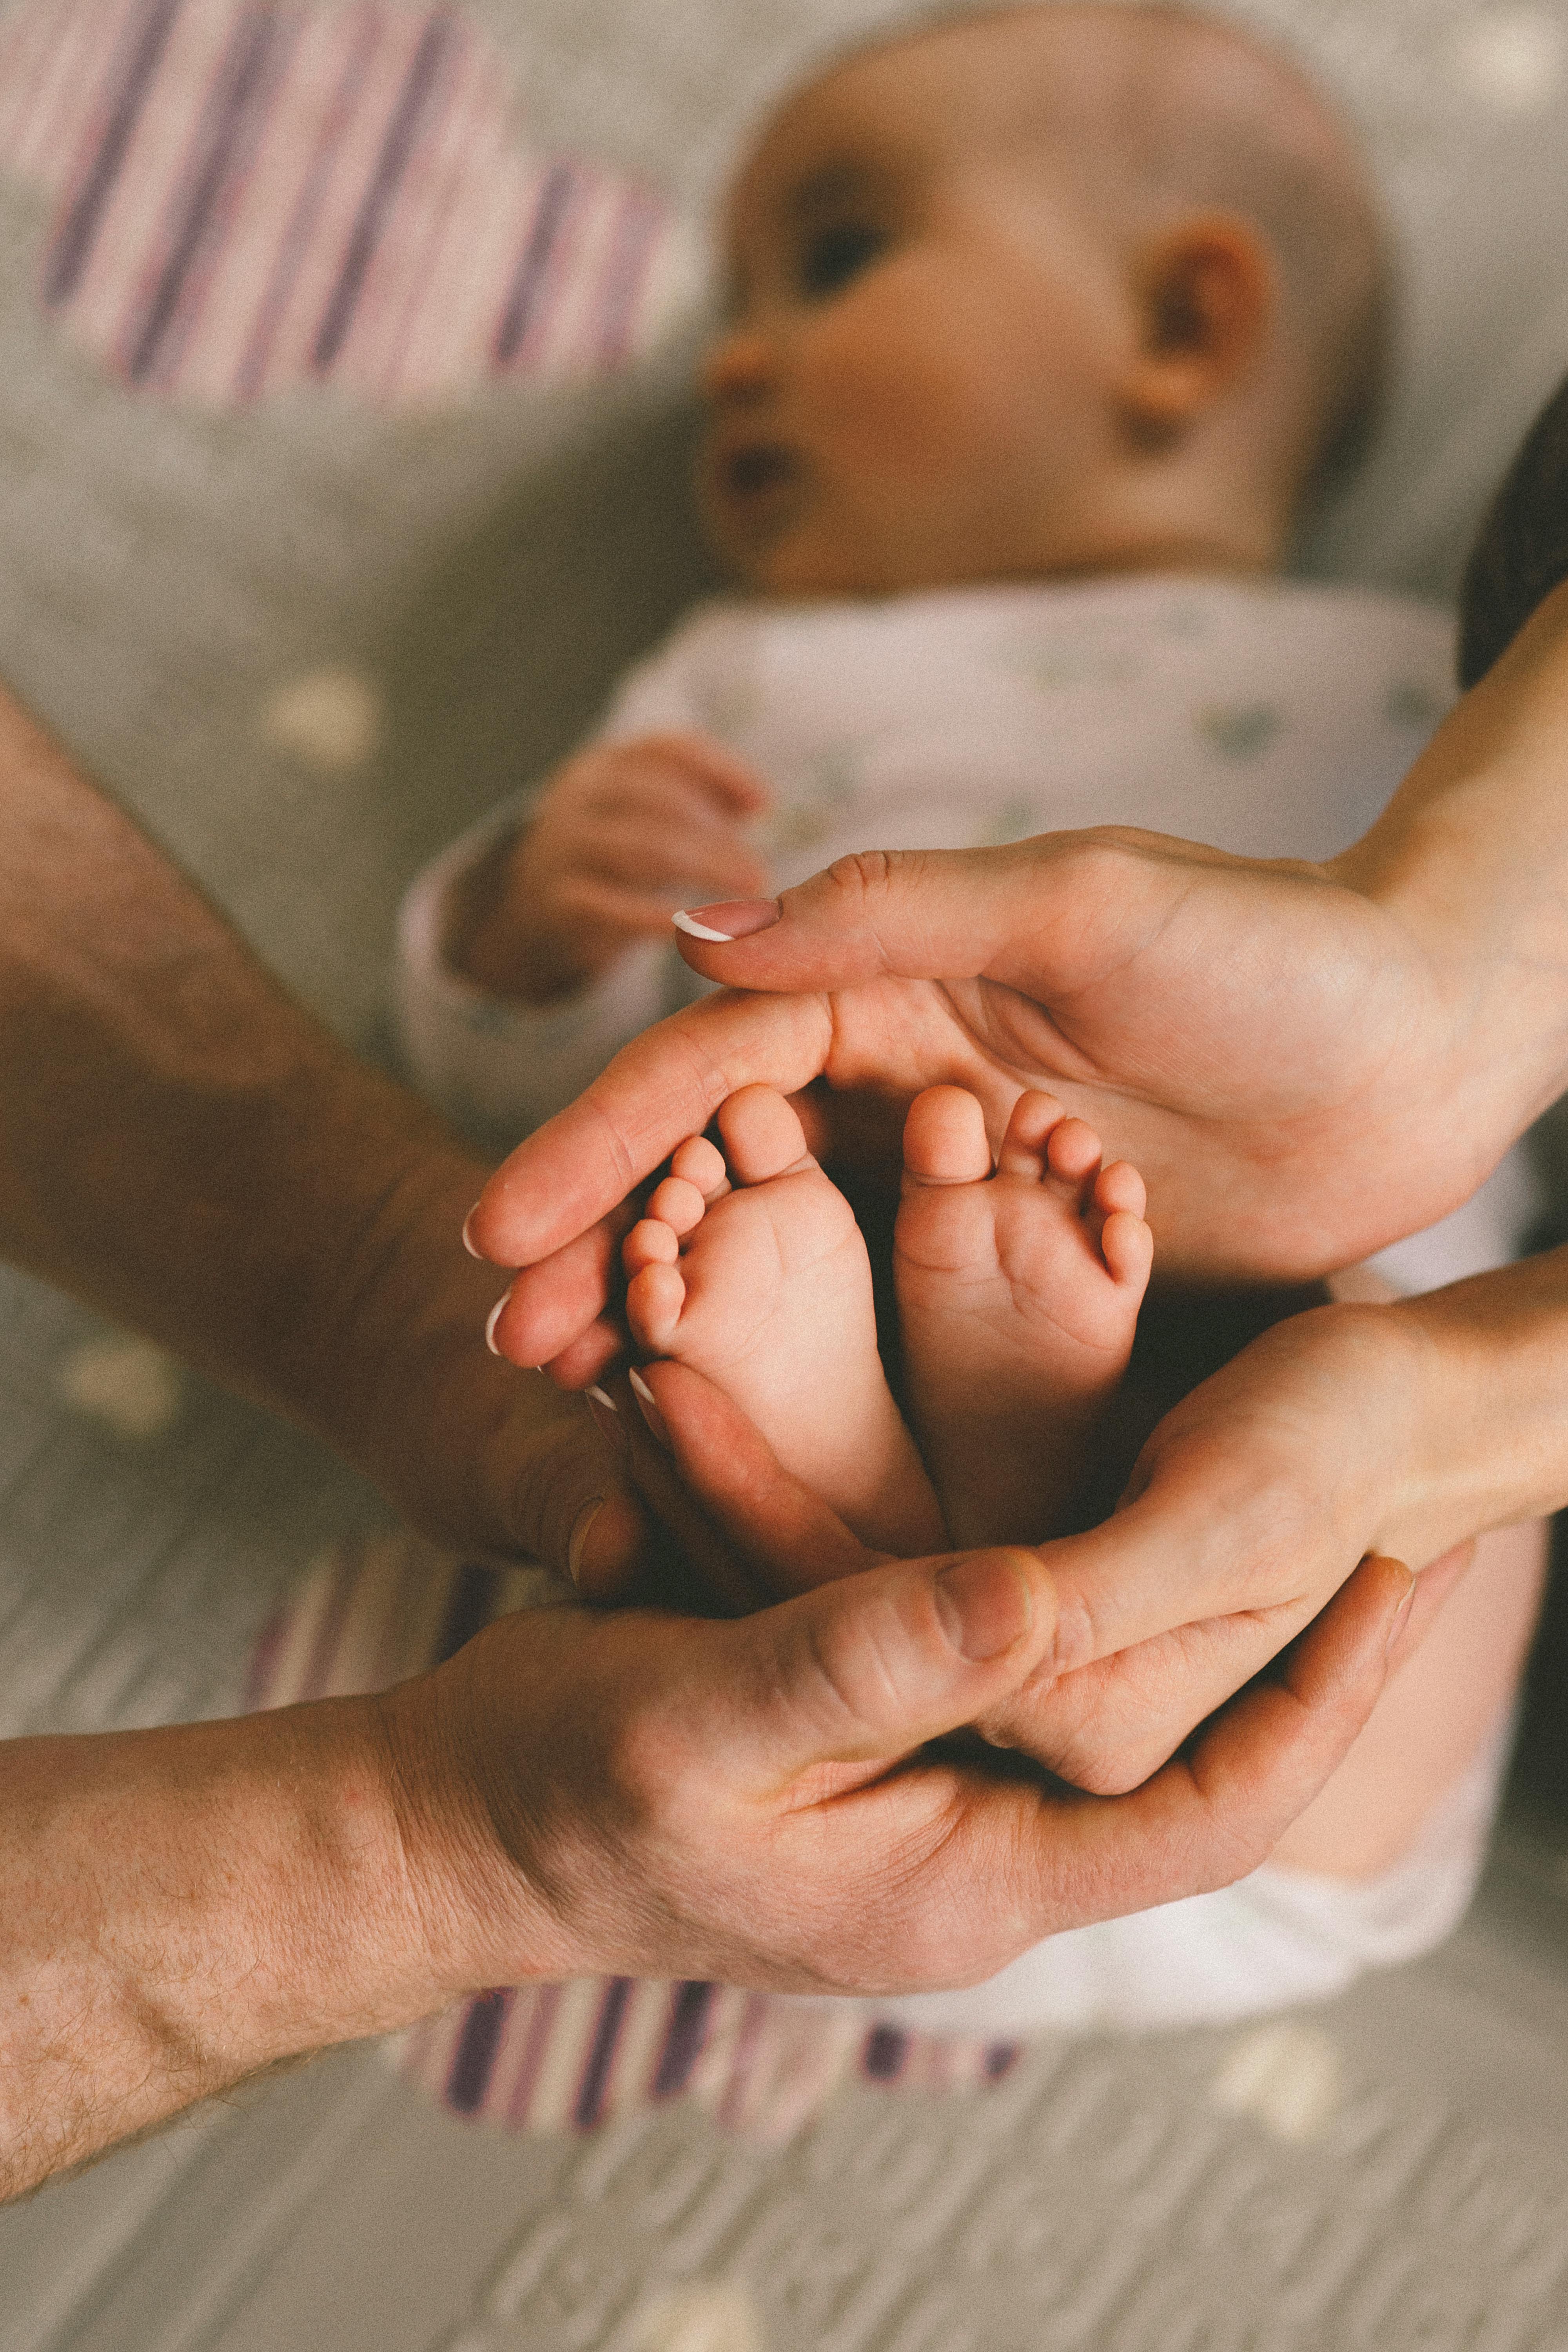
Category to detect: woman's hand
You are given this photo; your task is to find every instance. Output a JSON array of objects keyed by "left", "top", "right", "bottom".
[{"left": 467, "top": 584, "right": 1568, "bottom": 1380}]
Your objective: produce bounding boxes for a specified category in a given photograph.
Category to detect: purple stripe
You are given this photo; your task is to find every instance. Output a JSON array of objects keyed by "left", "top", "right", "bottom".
[
  {"left": 446, "top": 1985, "right": 513, "bottom": 2113},
  {"left": 863, "top": 2024, "right": 908, "bottom": 2082},
  {"left": 573, "top": 1976, "right": 632, "bottom": 2128},
  {"left": 127, "top": 6, "right": 287, "bottom": 384},
  {"left": 233, "top": 6, "right": 377, "bottom": 403},
  {"left": 492, "top": 158, "right": 575, "bottom": 366},
  {"left": 310, "top": 7, "right": 453, "bottom": 374},
  {"left": 651, "top": 1980, "right": 715, "bottom": 2099},
  {"left": 44, "top": 0, "right": 184, "bottom": 305}
]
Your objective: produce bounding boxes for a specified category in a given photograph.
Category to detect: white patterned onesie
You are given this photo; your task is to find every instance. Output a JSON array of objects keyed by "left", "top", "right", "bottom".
[{"left": 397, "top": 574, "right": 1538, "bottom": 2032}]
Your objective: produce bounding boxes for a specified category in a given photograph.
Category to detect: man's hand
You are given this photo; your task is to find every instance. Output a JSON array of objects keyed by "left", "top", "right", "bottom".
[
  {"left": 603, "top": 1302, "right": 1475, "bottom": 1800},
  {"left": 450, "top": 735, "right": 772, "bottom": 1004},
  {"left": 2, "top": 1535, "right": 1412, "bottom": 2198},
  {"left": 389, "top": 1537, "right": 1415, "bottom": 2001}
]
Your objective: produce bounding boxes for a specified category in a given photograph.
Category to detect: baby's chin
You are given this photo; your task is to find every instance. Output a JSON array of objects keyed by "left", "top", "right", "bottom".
[{"left": 704, "top": 520, "right": 927, "bottom": 603}]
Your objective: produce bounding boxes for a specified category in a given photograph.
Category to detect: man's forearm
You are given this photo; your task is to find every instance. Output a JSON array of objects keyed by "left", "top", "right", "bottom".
[
  {"left": 0, "top": 687, "right": 521, "bottom": 1507},
  {"left": 0, "top": 1693, "right": 473, "bottom": 2201}
]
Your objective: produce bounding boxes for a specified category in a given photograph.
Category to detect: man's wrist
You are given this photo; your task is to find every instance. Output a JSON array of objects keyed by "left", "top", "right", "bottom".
[{"left": 0, "top": 1693, "right": 463, "bottom": 2197}]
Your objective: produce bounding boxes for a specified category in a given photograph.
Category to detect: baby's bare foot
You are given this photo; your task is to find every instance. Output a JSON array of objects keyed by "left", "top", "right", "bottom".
[
  {"left": 894, "top": 1087, "right": 1152, "bottom": 1546},
  {"left": 623, "top": 1084, "right": 943, "bottom": 1554}
]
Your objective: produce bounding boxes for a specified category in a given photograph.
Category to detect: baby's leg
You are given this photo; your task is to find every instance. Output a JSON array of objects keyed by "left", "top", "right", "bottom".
[
  {"left": 623, "top": 1084, "right": 944, "bottom": 1556},
  {"left": 894, "top": 1087, "right": 1152, "bottom": 1547},
  {"left": 1269, "top": 1515, "right": 1548, "bottom": 1880}
]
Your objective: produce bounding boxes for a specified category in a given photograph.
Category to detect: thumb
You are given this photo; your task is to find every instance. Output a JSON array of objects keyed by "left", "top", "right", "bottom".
[
  {"left": 716, "top": 1546, "right": 1058, "bottom": 1787},
  {"left": 671, "top": 834, "right": 1150, "bottom": 996}
]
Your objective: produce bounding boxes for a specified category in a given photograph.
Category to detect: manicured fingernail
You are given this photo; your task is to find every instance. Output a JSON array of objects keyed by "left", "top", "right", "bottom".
[
  {"left": 673, "top": 898, "right": 781, "bottom": 943},
  {"left": 1385, "top": 1562, "right": 1417, "bottom": 1656},
  {"left": 567, "top": 1497, "right": 604, "bottom": 1589},
  {"left": 628, "top": 1366, "right": 670, "bottom": 1448},
  {"left": 462, "top": 1206, "right": 483, "bottom": 1258},
  {"left": 935, "top": 1554, "right": 1033, "bottom": 1661},
  {"left": 485, "top": 1294, "right": 508, "bottom": 1355},
  {"left": 586, "top": 1385, "right": 617, "bottom": 1412}
]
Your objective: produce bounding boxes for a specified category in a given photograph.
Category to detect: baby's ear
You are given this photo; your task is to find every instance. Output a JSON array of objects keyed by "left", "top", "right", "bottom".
[{"left": 1118, "top": 213, "right": 1276, "bottom": 443}]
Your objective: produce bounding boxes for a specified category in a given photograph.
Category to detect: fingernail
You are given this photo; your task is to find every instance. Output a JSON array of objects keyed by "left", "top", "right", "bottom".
[
  {"left": 935, "top": 1554, "right": 1033, "bottom": 1661},
  {"left": 567, "top": 1497, "right": 605, "bottom": 1589},
  {"left": 673, "top": 899, "right": 781, "bottom": 943},
  {"left": 485, "top": 1294, "right": 508, "bottom": 1356},
  {"left": 586, "top": 1385, "right": 617, "bottom": 1412},
  {"left": 628, "top": 1365, "right": 670, "bottom": 1448},
  {"left": 462, "top": 1206, "right": 483, "bottom": 1258},
  {"left": 1385, "top": 1563, "right": 1417, "bottom": 1657}
]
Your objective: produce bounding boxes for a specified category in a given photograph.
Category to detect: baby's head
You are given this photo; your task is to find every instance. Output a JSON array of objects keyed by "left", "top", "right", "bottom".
[{"left": 698, "top": 2, "right": 1388, "bottom": 597}]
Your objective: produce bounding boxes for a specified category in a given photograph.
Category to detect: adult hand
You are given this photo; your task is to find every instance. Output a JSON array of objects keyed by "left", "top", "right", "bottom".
[
  {"left": 450, "top": 734, "right": 772, "bottom": 1004},
  {"left": 5, "top": 1534, "right": 1411, "bottom": 2196},
  {"left": 605, "top": 1294, "right": 1476, "bottom": 1799},
  {"left": 389, "top": 1533, "right": 1416, "bottom": 2002},
  {"left": 468, "top": 586, "right": 1568, "bottom": 1374}
]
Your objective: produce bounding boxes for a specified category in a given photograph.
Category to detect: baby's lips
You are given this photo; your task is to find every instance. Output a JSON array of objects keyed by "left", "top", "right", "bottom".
[{"left": 673, "top": 899, "right": 781, "bottom": 944}]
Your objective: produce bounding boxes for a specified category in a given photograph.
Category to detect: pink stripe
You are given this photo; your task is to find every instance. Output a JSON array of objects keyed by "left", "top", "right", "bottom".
[
  {"left": 232, "top": 3, "right": 376, "bottom": 399},
  {"left": 715, "top": 1995, "right": 770, "bottom": 2132},
  {"left": 502, "top": 1983, "right": 564, "bottom": 2125},
  {"left": 334, "top": 13, "right": 470, "bottom": 396},
  {"left": 361, "top": 30, "right": 484, "bottom": 399}
]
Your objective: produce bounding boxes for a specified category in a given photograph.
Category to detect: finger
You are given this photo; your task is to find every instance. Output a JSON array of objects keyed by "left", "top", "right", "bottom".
[
  {"left": 591, "top": 1368, "right": 770, "bottom": 1614},
  {"left": 667, "top": 834, "right": 1172, "bottom": 998},
  {"left": 710, "top": 1543, "right": 1059, "bottom": 1784},
  {"left": 1000, "top": 1553, "right": 1414, "bottom": 1927},
  {"left": 565, "top": 822, "right": 771, "bottom": 898},
  {"left": 603, "top": 731, "right": 775, "bottom": 817},
  {"left": 1387, "top": 1537, "right": 1474, "bottom": 1677},
  {"left": 643, "top": 1357, "right": 883, "bottom": 1597},
  {"left": 497, "top": 1399, "right": 651, "bottom": 1593},
  {"left": 468, "top": 990, "right": 835, "bottom": 1268},
  {"left": 488, "top": 1209, "right": 633, "bottom": 1366}
]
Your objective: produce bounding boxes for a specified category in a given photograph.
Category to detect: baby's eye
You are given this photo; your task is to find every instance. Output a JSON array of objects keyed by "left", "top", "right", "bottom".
[{"left": 799, "top": 220, "right": 887, "bottom": 299}]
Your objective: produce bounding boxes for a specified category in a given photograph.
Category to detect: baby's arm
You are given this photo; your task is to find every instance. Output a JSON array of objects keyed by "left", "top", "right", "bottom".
[{"left": 396, "top": 733, "right": 772, "bottom": 1138}]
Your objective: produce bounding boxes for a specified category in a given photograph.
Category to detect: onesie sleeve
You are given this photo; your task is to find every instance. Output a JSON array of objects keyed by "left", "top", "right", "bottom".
[{"left": 391, "top": 615, "right": 719, "bottom": 1142}]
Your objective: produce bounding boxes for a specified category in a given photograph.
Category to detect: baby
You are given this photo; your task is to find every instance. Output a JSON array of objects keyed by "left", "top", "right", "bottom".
[{"left": 398, "top": 3, "right": 1546, "bottom": 2029}]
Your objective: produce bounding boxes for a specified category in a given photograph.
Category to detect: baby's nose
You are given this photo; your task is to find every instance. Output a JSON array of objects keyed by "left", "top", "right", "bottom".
[{"left": 700, "top": 324, "right": 777, "bottom": 402}]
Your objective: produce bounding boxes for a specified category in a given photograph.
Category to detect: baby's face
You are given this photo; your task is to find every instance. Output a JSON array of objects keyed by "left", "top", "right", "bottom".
[{"left": 698, "top": 39, "right": 1134, "bottom": 598}]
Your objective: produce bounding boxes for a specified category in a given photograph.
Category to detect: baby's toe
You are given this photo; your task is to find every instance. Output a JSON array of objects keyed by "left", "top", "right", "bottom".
[
  {"left": 903, "top": 1085, "right": 993, "bottom": 1185},
  {"left": 670, "top": 1134, "right": 730, "bottom": 1200},
  {"left": 645, "top": 1173, "right": 708, "bottom": 1237},
  {"left": 716, "top": 1084, "right": 813, "bottom": 1185},
  {"left": 1095, "top": 1159, "right": 1147, "bottom": 1221},
  {"left": 1043, "top": 1116, "right": 1103, "bottom": 1194},
  {"left": 623, "top": 1217, "right": 680, "bottom": 1277},
  {"left": 625, "top": 1261, "right": 687, "bottom": 1353},
  {"left": 995, "top": 1089, "right": 1067, "bottom": 1180},
  {"left": 1101, "top": 1208, "right": 1154, "bottom": 1294}
]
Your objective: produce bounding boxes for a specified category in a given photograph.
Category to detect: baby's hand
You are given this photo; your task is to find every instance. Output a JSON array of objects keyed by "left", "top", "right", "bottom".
[{"left": 449, "top": 733, "right": 773, "bottom": 1004}]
